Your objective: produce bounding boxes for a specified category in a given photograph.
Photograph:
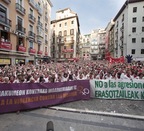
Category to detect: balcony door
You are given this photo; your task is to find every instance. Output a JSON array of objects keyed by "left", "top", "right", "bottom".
[
  {"left": 18, "top": 0, "right": 22, "bottom": 5},
  {"left": 0, "top": 4, "right": 7, "bottom": 24},
  {"left": 17, "top": 16, "right": 23, "bottom": 31}
]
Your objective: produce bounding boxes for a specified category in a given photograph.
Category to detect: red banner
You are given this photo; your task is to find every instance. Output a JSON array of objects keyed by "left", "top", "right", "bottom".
[
  {"left": 18, "top": 46, "right": 26, "bottom": 52},
  {"left": 0, "top": 41, "right": 12, "bottom": 50},
  {"left": 29, "top": 48, "right": 36, "bottom": 54},
  {"left": 105, "top": 51, "right": 124, "bottom": 63}
]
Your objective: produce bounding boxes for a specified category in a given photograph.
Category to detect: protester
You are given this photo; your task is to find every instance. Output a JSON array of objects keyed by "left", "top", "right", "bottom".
[{"left": 0, "top": 60, "right": 143, "bottom": 83}]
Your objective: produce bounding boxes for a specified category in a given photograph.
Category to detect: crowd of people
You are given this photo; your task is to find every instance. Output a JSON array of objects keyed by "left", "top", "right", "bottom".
[{"left": 0, "top": 60, "right": 144, "bottom": 83}]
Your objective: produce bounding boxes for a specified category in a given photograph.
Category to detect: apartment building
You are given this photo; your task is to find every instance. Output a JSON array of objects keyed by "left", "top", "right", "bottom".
[
  {"left": 79, "top": 34, "right": 91, "bottom": 60},
  {"left": 51, "top": 8, "right": 80, "bottom": 62},
  {"left": 0, "top": 0, "right": 52, "bottom": 65},
  {"left": 113, "top": 0, "right": 144, "bottom": 59},
  {"left": 105, "top": 19, "right": 115, "bottom": 57},
  {"left": 90, "top": 29, "right": 106, "bottom": 60}
]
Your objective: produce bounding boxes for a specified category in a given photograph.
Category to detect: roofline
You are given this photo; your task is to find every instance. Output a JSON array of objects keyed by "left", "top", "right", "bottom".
[
  {"left": 51, "top": 15, "right": 80, "bottom": 34},
  {"left": 113, "top": 0, "right": 144, "bottom": 21},
  {"left": 47, "top": 0, "right": 53, "bottom": 7}
]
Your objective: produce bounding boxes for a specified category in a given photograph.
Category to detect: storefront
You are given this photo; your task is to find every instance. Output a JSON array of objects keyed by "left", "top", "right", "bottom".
[
  {"left": 0, "top": 58, "right": 11, "bottom": 66},
  {"left": 15, "top": 59, "right": 25, "bottom": 65}
]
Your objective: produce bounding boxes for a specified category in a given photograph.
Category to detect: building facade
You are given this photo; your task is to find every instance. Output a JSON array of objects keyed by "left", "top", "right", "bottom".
[
  {"left": 113, "top": 0, "right": 144, "bottom": 59},
  {"left": 51, "top": 8, "right": 80, "bottom": 62},
  {"left": 90, "top": 29, "right": 106, "bottom": 60},
  {"left": 0, "top": 0, "right": 52, "bottom": 65},
  {"left": 79, "top": 34, "right": 91, "bottom": 60}
]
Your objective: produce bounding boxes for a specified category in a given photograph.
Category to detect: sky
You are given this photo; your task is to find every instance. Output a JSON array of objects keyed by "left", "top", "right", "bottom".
[{"left": 50, "top": 0, "right": 126, "bottom": 35}]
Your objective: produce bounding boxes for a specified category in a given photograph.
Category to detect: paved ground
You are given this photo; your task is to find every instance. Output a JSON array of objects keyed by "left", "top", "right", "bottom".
[
  {"left": 0, "top": 108, "right": 144, "bottom": 131},
  {"left": 57, "top": 99, "right": 144, "bottom": 116}
]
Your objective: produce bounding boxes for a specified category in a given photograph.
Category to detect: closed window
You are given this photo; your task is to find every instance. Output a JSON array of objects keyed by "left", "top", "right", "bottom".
[
  {"left": 133, "top": 7, "right": 137, "bottom": 13},
  {"left": 142, "top": 38, "right": 144, "bottom": 43},
  {"left": 71, "top": 21, "right": 74, "bottom": 24},
  {"left": 131, "top": 49, "right": 135, "bottom": 54},
  {"left": 64, "top": 30, "right": 67, "bottom": 36},
  {"left": 59, "top": 24, "right": 61, "bottom": 27},
  {"left": 29, "top": 41, "right": 33, "bottom": 48},
  {"left": 132, "top": 38, "right": 136, "bottom": 43},
  {"left": 65, "top": 22, "right": 67, "bottom": 26},
  {"left": 142, "top": 27, "right": 144, "bottom": 32},
  {"left": 59, "top": 31, "right": 62, "bottom": 36},
  {"left": 70, "top": 29, "right": 74, "bottom": 35},
  {"left": 132, "top": 27, "right": 136, "bottom": 33},
  {"left": 142, "top": 16, "right": 144, "bottom": 22},
  {"left": 141, "top": 49, "right": 144, "bottom": 54},
  {"left": 132, "top": 17, "right": 137, "bottom": 23}
]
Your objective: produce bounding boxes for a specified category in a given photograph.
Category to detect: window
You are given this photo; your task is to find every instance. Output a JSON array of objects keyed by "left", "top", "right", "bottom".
[
  {"left": 45, "top": 47, "right": 47, "bottom": 52},
  {"left": 30, "top": 8, "right": 33, "bottom": 15},
  {"left": 38, "top": 16, "right": 40, "bottom": 22},
  {"left": 29, "top": 41, "right": 33, "bottom": 48},
  {"left": 17, "top": 16, "right": 23, "bottom": 30},
  {"left": 0, "top": 4, "right": 7, "bottom": 25},
  {"left": 132, "top": 27, "right": 136, "bottom": 33},
  {"left": 53, "top": 25, "right": 55, "bottom": 27},
  {"left": 59, "top": 31, "right": 62, "bottom": 36},
  {"left": 38, "top": 44, "right": 40, "bottom": 51},
  {"left": 64, "top": 30, "right": 67, "bottom": 36},
  {"left": 29, "top": 25, "right": 33, "bottom": 31},
  {"left": 141, "top": 49, "right": 144, "bottom": 54},
  {"left": 142, "top": 38, "right": 144, "bottom": 43},
  {"left": 122, "top": 14, "right": 124, "bottom": 21},
  {"left": 65, "top": 22, "right": 67, "bottom": 26},
  {"left": 142, "top": 27, "right": 144, "bottom": 32},
  {"left": 131, "top": 49, "right": 135, "bottom": 54},
  {"left": 133, "top": 7, "right": 137, "bottom": 13},
  {"left": 59, "top": 24, "right": 61, "bottom": 27},
  {"left": 71, "top": 21, "right": 74, "bottom": 24},
  {"left": 70, "top": 29, "right": 74, "bottom": 35},
  {"left": 64, "top": 46, "right": 66, "bottom": 49},
  {"left": 18, "top": 0, "right": 22, "bottom": 5},
  {"left": 132, "top": 17, "right": 137, "bottom": 23},
  {"left": 71, "top": 44, "right": 73, "bottom": 49},
  {"left": 132, "top": 38, "right": 136, "bottom": 43},
  {"left": 142, "top": 16, "right": 144, "bottom": 22}
]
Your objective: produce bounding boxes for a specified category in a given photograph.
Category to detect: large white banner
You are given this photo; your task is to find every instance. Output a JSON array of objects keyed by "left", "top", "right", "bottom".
[{"left": 90, "top": 79, "right": 144, "bottom": 100}]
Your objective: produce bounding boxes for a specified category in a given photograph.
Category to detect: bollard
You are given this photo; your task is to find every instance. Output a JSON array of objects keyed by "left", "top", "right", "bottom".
[{"left": 46, "top": 121, "right": 54, "bottom": 131}]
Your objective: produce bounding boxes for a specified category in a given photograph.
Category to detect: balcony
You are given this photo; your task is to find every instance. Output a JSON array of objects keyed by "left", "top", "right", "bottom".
[
  {"left": 37, "top": 50, "right": 42, "bottom": 55},
  {"left": 37, "top": 21, "right": 43, "bottom": 28},
  {"left": 28, "top": 0, "right": 36, "bottom": 8},
  {"left": 0, "top": 14, "right": 11, "bottom": 27},
  {"left": 0, "top": 41, "right": 12, "bottom": 51},
  {"left": 16, "top": 25, "right": 26, "bottom": 34},
  {"left": 15, "top": 3, "right": 26, "bottom": 16},
  {"left": 29, "top": 14, "right": 36, "bottom": 23},
  {"left": 37, "top": 7, "right": 42, "bottom": 15},
  {"left": 29, "top": 31, "right": 35, "bottom": 39},
  {"left": 29, "top": 48, "right": 36, "bottom": 54},
  {"left": 37, "top": 30, "right": 43, "bottom": 38},
  {"left": 65, "top": 40, "right": 74, "bottom": 44},
  {"left": 37, "top": 36, "right": 42, "bottom": 44},
  {"left": 17, "top": 45, "right": 26, "bottom": 52},
  {"left": 2, "top": 0, "right": 11, "bottom": 4},
  {"left": 62, "top": 49, "right": 74, "bottom": 53}
]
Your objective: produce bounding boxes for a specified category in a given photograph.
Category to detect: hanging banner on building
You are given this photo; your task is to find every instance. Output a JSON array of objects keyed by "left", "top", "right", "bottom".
[
  {"left": 0, "top": 80, "right": 90, "bottom": 114},
  {"left": 90, "top": 79, "right": 144, "bottom": 100}
]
